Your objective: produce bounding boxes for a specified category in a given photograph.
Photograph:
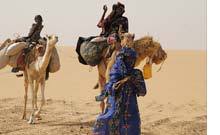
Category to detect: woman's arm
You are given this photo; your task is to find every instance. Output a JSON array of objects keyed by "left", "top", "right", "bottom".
[
  {"left": 105, "top": 52, "right": 127, "bottom": 93},
  {"left": 113, "top": 76, "right": 130, "bottom": 90},
  {"left": 97, "top": 5, "right": 108, "bottom": 28},
  {"left": 131, "top": 69, "right": 147, "bottom": 96}
]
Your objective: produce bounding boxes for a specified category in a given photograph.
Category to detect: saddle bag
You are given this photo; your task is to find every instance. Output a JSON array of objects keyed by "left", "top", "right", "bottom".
[
  {"left": 76, "top": 37, "right": 88, "bottom": 65},
  {"left": 6, "top": 42, "right": 27, "bottom": 56},
  {"left": 49, "top": 47, "right": 60, "bottom": 73},
  {"left": 76, "top": 36, "right": 109, "bottom": 66},
  {"left": 0, "top": 46, "right": 9, "bottom": 69}
]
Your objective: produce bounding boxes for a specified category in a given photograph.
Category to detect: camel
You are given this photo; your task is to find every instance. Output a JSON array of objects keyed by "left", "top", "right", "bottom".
[
  {"left": 0, "top": 35, "right": 58, "bottom": 124},
  {"left": 25, "top": 35, "right": 58, "bottom": 124},
  {"left": 96, "top": 33, "right": 167, "bottom": 112}
]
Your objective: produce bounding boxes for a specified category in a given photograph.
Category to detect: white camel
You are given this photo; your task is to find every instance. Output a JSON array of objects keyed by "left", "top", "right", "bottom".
[{"left": 0, "top": 35, "right": 59, "bottom": 124}]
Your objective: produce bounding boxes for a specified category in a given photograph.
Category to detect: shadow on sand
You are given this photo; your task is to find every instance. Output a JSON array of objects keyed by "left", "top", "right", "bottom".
[{"left": 48, "top": 120, "right": 95, "bottom": 127}]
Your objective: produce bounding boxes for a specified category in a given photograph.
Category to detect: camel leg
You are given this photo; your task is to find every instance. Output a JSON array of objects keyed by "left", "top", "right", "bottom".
[
  {"left": 22, "top": 72, "right": 28, "bottom": 120},
  {"left": 93, "top": 51, "right": 116, "bottom": 90},
  {"left": 35, "top": 79, "right": 46, "bottom": 119},
  {"left": 97, "top": 60, "right": 107, "bottom": 113},
  {"left": 34, "top": 81, "right": 39, "bottom": 110},
  {"left": 99, "top": 75, "right": 106, "bottom": 113},
  {"left": 93, "top": 82, "right": 99, "bottom": 89},
  {"left": 28, "top": 80, "right": 36, "bottom": 124}
]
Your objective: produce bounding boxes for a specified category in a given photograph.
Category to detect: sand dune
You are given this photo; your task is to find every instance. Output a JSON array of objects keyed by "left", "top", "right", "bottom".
[{"left": 0, "top": 46, "right": 206, "bottom": 135}]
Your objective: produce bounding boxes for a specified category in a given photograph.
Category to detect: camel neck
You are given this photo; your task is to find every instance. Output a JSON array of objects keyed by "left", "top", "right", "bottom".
[{"left": 39, "top": 44, "right": 53, "bottom": 71}]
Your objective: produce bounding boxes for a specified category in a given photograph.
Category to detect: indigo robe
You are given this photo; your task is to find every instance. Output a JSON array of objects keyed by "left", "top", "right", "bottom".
[{"left": 93, "top": 47, "right": 147, "bottom": 135}]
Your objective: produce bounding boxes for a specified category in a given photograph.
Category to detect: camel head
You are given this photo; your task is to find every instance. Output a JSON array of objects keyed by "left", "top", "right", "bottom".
[
  {"left": 46, "top": 35, "right": 58, "bottom": 49},
  {"left": 120, "top": 33, "right": 135, "bottom": 47},
  {"left": 118, "top": 25, "right": 135, "bottom": 47},
  {"left": 133, "top": 36, "right": 167, "bottom": 66},
  {"left": 151, "top": 41, "right": 167, "bottom": 65},
  {"left": 0, "top": 38, "right": 13, "bottom": 50}
]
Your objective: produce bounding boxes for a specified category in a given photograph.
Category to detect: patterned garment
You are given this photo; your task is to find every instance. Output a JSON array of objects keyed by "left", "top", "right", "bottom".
[
  {"left": 27, "top": 23, "right": 43, "bottom": 43},
  {"left": 15, "top": 23, "right": 43, "bottom": 43},
  {"left": 93, "top": 47, "right": 147, "bottom": 135}
]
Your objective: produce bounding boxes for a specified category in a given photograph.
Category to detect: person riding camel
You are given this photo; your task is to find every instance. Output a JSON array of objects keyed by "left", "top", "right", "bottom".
[
  {"left": 97, "top": 2, "right": 128, "bottom": 37},
  {"left": 11, "top": 15, "right": 44, "bottom": 73},
  {"left": 76, "top": 2, "right": 128, "bottom": 66},
  {"left": 91, "top": 2, "right": 129, "bottom": 59}
]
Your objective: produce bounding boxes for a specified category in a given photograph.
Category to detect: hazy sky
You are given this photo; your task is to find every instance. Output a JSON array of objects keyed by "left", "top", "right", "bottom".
[{"left": 0, "top": 0, "right": 206, "bottom": 50}]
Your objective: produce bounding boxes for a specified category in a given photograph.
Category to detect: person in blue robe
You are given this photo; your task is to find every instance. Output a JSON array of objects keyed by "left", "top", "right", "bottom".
[{"left": 93, "top": 46, "right": 147, "bottom": 135}]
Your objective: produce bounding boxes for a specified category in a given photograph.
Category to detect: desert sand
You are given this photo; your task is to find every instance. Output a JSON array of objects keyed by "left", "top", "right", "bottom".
[{"left": 0, "top": 46, "right": 206, "bottom": 135}]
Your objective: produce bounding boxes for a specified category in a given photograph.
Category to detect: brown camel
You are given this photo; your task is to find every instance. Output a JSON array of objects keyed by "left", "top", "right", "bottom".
[{"left": 97, "top": 33, "right": 167, "bottom": 112}]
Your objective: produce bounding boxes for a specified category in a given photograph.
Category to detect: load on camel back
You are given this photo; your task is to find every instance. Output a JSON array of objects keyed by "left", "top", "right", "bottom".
[
  {"left": 0, "top": 37, "right": 61, "bottom": 77},
  {"left": 76, "top": 32, "right": 167, "bottom": 80},
  {"left": 76, "top": 36, "right": 110, "bottom": 66}
]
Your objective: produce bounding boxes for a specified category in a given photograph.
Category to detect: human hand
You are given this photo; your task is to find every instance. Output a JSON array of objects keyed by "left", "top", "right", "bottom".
[
  {"left": 103, "top": 5, "right": 108, "bottom": 12},
  {"left": 114, "top": 77, "right": 130, "bottom": 90}
]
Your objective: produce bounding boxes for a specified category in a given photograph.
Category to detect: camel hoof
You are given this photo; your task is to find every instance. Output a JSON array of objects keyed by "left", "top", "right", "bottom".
[
  {"left": 21, "top": 114, "right": 26, "bottom": 120},
  {"left": 27, "top": 120, "right": 34, "bottom": 124},
  {"left": 28, "top": 117, "right": 35, "bottom": 124},
  {"left": 36, "top": 117, "right": 42, "bottom": 121},
  {"left": 35, "top": 115, "right": 42, "bottom": 120},
  {"left": 93, "top": 83, "right": 99, "bottom": 89},
  {"left": 21, "top": 116, "right": 26, "bottom": 120}
]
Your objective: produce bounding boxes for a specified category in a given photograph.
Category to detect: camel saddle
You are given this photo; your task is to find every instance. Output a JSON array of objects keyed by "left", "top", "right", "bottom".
[
  {"left": 15, "top": 37, "right": 47, "bottom": 71},
  {"left": 16, "top": 51, "right": 26, "bottom": 71}
]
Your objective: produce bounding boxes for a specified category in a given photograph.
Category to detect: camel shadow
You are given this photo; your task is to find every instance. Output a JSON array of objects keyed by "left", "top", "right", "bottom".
[
  {"left": 48, "top": 120, "right": 156, "bottom": 135},
  {"left": 141, "top": 132, "right": 156, "bottom": 135},
  {"left": 48, "top": 120, "right": 95, "bottom": 127}
]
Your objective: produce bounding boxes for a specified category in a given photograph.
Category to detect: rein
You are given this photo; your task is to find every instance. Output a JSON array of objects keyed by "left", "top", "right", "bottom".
[
  {"left": 156, "top": 60, "right": 165, "bottom": 72},
  {"left": 13, "top": 33, "right": 21, "bottom": 38},
  {"left": 145, "top": 43, "right": 166, "bottom": 73}
]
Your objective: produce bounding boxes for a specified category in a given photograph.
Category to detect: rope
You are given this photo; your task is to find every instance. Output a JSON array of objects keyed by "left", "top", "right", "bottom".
[
  {"left": 156, "top": 60, "right": 165, "bottom": 72},
  {"left": 13, "top": 33, "right": 20, "bottom": 38}
]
